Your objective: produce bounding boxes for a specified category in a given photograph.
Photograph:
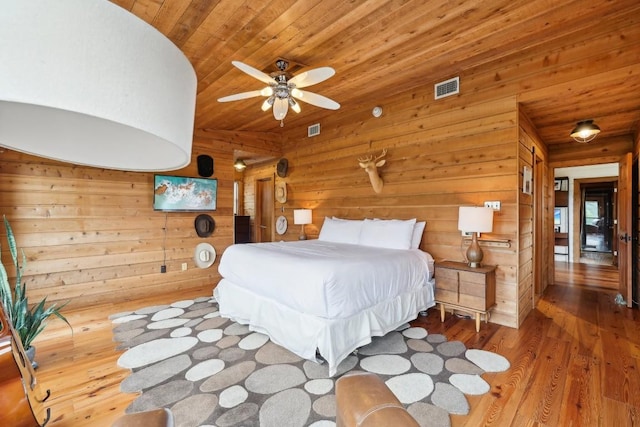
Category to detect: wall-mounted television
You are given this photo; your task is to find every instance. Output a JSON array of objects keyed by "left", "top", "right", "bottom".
[{"left": 153, "top": 175, "right": 217, "bottom": 211}]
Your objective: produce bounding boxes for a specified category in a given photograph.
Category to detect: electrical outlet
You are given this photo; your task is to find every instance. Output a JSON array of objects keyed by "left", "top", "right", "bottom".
[
  {"left": 484, "top": 201, "right": 501, "bottom": 211},
  {"left": 160, "top": 265, "right": 166, "bottom": 273},
  {"left": 181, "top": 263, "right": 187, "bottom": 271}
]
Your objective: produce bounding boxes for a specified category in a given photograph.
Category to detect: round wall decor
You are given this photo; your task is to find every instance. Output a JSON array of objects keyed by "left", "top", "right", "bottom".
[{"left": 276, "top": 215, "right": 288, "bottom": 235}]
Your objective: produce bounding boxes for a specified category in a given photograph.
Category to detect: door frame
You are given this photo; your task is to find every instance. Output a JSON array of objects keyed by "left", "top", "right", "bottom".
[
  {"left": 254, "top": 174, "right": 274, "bottom": 243},
  {"left": 633, "top": 155, "right": 639, "bottom": 307},
  {"left": 618, "top": 152, "right": 633, "bottom": 306},
  {"left": 571, "top": 176, "right": 618, "bottom": 264}
]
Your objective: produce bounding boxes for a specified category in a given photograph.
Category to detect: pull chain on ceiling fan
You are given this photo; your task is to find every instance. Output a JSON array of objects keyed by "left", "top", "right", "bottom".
[{"left": 218, "top": 59, "right": 340, "bottom": 126}]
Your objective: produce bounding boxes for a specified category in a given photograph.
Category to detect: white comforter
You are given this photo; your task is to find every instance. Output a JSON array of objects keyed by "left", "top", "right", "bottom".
[
  {"left": 217, "top": 239, "right": 434, "bottom": 319},
  {"left": 215, "top": 239, "right": 435, "bottom": 375}
]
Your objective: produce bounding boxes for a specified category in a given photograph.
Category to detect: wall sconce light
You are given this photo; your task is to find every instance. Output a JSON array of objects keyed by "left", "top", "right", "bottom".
[
  {"left": 458, "top": 206, "right": 494, "bottom": 268},
  {"left": 233, "top": 159, "right": 247, "bottom": 171},
  {"left": 293, "top": 209, "right": 312, "bottom": 240},
  {"left": 570, "top": 119, "right": 601, "bottom": 143}
]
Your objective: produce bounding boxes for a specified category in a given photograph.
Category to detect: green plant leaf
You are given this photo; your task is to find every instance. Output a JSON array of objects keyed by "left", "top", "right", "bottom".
[{"left": 0, "top": 215, "right": 72, "bottom": 350}]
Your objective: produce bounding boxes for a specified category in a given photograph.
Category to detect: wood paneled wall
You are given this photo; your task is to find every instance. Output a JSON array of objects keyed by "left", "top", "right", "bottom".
[
  {"left": 518, "top": 110, "right": 551, "bottom": 324},
  {"left": 0, "top": 138, "right": 237, "bottom": 309},
  {"left": 267, "top": 94, "right": 522, "bottom": 328}
]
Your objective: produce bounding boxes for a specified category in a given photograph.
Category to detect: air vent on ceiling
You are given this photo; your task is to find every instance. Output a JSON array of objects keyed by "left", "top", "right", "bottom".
[
  {"left": 308, "top": 123, "right": 320, "bottom": 137},
  {"left": 434, "top": 76, "right": 460, "bottom": 99}
]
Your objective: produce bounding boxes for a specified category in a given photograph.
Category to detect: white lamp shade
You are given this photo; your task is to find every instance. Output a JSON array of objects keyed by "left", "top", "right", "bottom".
[
  {"left": 0, "top": 0, "right": 197, "bottom": 172},
  {"left": 293, "top": 209, "right": 312, "bottom": 225},
  {"left": 458, "top": 206, "right": 493, "bottom": 233}
]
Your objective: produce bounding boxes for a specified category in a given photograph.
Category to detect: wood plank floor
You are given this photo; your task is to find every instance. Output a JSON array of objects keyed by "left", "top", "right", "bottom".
[
  {"left": 555, "top": 261, "right": 620, "bottom": 290},
  {"left": 31, "top": 265, "right": 639, "bottom": 426}
]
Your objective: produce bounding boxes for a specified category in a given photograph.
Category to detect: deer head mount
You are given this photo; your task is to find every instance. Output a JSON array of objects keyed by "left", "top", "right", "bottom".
[{"left": 358, "top": 148, "right": 387, "bottom": 194}]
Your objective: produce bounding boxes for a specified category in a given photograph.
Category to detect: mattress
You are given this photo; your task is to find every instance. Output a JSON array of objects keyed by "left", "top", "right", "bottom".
[{"left": 217, "top": 239, "right": 434, "bottom": 319}]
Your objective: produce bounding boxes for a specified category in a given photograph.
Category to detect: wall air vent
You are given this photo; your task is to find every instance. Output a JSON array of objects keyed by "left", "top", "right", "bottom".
[
  {"left": 308, "top": 123, "right": 320, "bottom": 137},
  {"left": 434, "top": 76, "right": 460, "bottom": 99}
]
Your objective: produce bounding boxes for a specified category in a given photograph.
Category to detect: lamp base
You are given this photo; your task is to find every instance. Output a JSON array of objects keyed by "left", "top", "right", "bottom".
[
  {"left": 466, "top": 234, "right": 484, "bottom": 268},
  {"left": 299, "top": 224, "right": 307, "bottom": 240}
]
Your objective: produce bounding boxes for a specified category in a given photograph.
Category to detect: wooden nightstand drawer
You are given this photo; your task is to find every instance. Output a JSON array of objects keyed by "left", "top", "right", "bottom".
[
  {"left": 458, "top": 293, "right": 487, "bottom": 311},
  {"left": 434, "top": 288, "right": 458, "bottom": 304},
  {"left": 458, "top": 270, "right": 486, "bottom": 285}
]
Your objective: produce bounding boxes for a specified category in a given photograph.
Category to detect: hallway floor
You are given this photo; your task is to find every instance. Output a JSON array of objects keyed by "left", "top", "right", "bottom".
[{"left": 554, "top": 261, "right": 619, "bottom": 290}]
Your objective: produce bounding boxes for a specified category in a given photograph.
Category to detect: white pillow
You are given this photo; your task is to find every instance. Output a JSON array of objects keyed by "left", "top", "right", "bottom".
[
  {"left": 318, "top": 217, "right": 363, "bottom": 244},
  {"left": 358, "top": 218, "right": 416, "bottom": 250},
  {"left": 411, "top": 221, "right": 426, "bottom": 249}
]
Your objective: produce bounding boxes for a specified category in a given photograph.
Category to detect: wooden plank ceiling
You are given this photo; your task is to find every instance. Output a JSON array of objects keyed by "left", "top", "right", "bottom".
[{"left": 113, "top": 0, "right": 640, "bottom": 149}]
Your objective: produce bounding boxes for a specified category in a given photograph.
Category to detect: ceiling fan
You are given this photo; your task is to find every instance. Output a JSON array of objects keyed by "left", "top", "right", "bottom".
[{"left": 217, "top": 59, "right": 340, "bottom": 125}]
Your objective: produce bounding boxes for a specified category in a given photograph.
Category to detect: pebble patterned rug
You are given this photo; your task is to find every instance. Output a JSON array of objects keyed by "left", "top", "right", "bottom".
[{"left": 110, "top": 297, "right": 510, "bottom": 427}]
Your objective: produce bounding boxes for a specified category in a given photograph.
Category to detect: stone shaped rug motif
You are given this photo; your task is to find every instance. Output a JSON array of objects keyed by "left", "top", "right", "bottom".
[{"left": 110, "top": 297, "right": 509, "bottom": 427}]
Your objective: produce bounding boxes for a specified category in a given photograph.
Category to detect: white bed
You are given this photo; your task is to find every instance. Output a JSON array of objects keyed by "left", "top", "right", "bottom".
[{"left": 214, "top": 218, "right": 435, "bottom": 375}]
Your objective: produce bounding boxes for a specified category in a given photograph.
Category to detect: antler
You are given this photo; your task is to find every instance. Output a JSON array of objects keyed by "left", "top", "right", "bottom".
[
  {"left": 374, "top": 148, "right": 387, "bottom": 162},
  {"left": 358, "top": 149, "right": 386, "bottom": 165},
  {"left": 357, "top": 154, "right": 373, "bottom": 164}
]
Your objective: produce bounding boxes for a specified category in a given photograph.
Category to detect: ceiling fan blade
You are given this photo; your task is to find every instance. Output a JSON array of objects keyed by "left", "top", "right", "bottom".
[
  {"left": 217, "top": 90, "right": 264, "bottom": 102},
  {"left": 292, "top": 89, "right": 340, "bottom": 110},
  {"left": 273, "top": 98, "right": 289, "bottom": 120},
  {"left": 288, "top": 67, "right": 335, "bottom": 88},
  {"left": 232, "top": 60, "right": 275, "bottom": 85}
]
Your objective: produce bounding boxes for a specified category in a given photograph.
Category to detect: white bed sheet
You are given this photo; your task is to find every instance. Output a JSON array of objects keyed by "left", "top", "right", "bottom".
[
  {"left": 214, "top": 240, "right": 435, "bottom": 375},
  {"left": 217, "top": 239, "right": 434, "bottom": 319}
]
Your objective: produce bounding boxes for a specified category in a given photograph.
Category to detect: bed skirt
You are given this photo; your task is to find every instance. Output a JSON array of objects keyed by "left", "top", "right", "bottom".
[{"left": 213, "top": 278, "right": 435, "bottom": 376}]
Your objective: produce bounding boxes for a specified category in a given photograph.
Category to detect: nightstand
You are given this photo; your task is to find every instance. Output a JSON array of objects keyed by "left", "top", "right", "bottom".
[{"left": 434, "top": 260, "right": 496, "bottom": 332}]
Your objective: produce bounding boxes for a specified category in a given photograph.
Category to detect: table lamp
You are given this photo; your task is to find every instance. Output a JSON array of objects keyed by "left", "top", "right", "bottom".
[
  {"left": 293, "top": 209, "right": 312, "bottom": 240},
  {"left": 458, "top": 206, "right": 493, "bottom": 267}
]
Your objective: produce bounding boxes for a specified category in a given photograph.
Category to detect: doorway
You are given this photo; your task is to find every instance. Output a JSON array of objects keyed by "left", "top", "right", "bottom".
[
  {"left": 553, "top": 164, "right": 620, "bottom": 291},
  {"left": 579, "top": 182, "right": 615, "bottom": 265},
  {"left": 255, "top": 176, "right": 274, "bottom": 242}
]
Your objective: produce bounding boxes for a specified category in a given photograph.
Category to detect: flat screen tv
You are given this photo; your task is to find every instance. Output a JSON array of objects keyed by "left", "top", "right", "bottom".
[{"left": 153, "top": 175, "right": 217, "bottom": 211}]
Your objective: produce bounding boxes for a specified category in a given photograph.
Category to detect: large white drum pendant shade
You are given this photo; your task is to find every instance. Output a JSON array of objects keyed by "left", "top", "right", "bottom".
[{"left": 0, "top": 0, "right": 197, "bottom": 171}]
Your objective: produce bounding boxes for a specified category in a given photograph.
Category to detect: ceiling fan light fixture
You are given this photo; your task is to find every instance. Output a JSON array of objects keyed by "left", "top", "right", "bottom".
[
  {"left": 289, "top": 97, "right": 301, "bottom": 113},
  {"left": 273, "top": 98, "right": 289, "bottom": 120},
  {"left": 219, "top": 60, "right": 339, "bottom": 124},
  {"left": 261, "top": 96, "right": 275, "bottom": 111},
  {"left": 233, "top": 159, "right": 247, "bottom": 171},
  {"left": 570, "top": 119, "right": 601, "bottom": 143}
]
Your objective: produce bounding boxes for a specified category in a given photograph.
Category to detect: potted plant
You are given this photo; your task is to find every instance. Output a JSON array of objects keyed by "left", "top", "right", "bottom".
[{"left": 0, "top": 215, "right": 72, "bottom": 368}]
